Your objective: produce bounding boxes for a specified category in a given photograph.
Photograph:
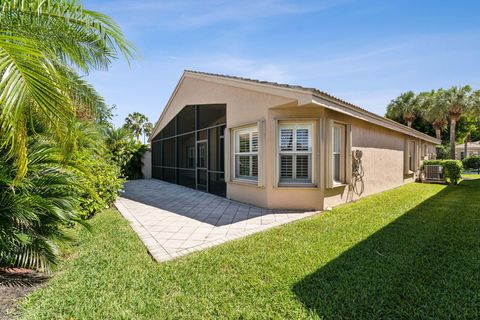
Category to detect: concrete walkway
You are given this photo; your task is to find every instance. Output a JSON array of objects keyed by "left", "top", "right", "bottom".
[{"left": 115, "top": 179, "right": 317, "bottom": 262}]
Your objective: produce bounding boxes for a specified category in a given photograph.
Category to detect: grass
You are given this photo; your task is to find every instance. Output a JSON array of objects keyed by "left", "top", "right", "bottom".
[
  {"left": 463, "top": 172, "right": 480, "bottom": 179},
  {"left": 19, "top": 176, "right": 480, "bottom": 319}
]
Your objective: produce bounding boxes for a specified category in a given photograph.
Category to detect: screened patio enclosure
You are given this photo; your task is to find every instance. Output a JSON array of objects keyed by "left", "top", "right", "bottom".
[{"left": 151, "top": 104, "right": 226, "bottom": 197}]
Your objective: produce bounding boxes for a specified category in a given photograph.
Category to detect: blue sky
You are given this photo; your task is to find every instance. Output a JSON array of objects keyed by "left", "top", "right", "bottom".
[{"left": 83, "top": 0, "right": 480, "bottom": 127}]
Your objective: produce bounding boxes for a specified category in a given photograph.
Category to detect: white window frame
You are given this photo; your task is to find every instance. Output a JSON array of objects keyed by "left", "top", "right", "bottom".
[
  {"left": 277, "top": 121, "right": 315, "bottom": 186},
  {"left": 408, "top": 141, "right": 416, "bottom": 172},
  {"left": 233, "top": 126, "right": 258, "bottom": 182},
  {"left": 332, "top": 123, "right": 346, "bottom": 184}
]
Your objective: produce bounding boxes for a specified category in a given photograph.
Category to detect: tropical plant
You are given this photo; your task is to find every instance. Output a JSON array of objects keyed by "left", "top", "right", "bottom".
[
  {"left": 106, "top": 127, "right": 137, "bottom": 170},
  {"left": 124, "top": 144, "right": 150, "bottom": 180},
  {"left": 59, "top": 119, "right": 124, "bottom": 218},
  {"left": 438, "top": 86, "right": 476, "bottom": 159},
  {"left": 143, "top": 122, "right": 153, "bottom": 144},
  {"left": 419, "top": 90, "right": 448, "bottom": 140},
  {"left": 105, "top": 126, "right": 149, "bottom": 179},
  {"left": 386, "top": 91, "right": 420, "bottom": 128},
  {"left": 76, "top": 155, "right": 124, "bottom": 219},
  {"left": 0, "top": 0, "right": 135, "bottom": 270},
  {"left": 124, "top": 112, "right": 149, "bottom": 141},
  {"left": 0, "top": 0, "right": 135, "bottom": 179},
  {"left": 0, "top": 141, "right": 84, "bottom": 271}
]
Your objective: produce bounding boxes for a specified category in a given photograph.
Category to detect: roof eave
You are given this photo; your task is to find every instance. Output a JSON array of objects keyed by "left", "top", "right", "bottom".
[{"left": 312, "top": 94, "right": 440, "bottom": 144}]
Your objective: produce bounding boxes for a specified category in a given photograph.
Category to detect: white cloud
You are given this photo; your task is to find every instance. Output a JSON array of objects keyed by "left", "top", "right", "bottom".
[{"left": 94, "top": 0, "right": 350, "bottom": 29}]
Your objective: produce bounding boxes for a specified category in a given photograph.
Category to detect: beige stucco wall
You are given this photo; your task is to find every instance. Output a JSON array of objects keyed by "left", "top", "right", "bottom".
[
  {"left": 153, "top": 75, "right": 310, "bottom": 208},
  {"left": 141, "top": 150, "right": 152, "bottom": 179},
  {"left": 153, "top": 74, "right": 438, "bottom": 211},
  {"left": 455, "top": 145, "right": 480, "bottom": 160}
]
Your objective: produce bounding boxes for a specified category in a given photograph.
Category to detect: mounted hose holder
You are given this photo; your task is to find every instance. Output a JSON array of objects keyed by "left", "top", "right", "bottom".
[{"left": 348, "top": 150, "right": 365, "bottom": 200}]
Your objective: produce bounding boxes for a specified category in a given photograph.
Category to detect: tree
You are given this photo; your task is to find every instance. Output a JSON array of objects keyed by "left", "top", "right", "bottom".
[
  {"left": 0, "top": 141, "right": 83, "bottom": 270},
  {"left": 419, "top": 90, "right": 448, "bottom": 140},
  {"left": 0, "top": 0, "right": 134, "bottom": 270},
  {"left": 124, "top": 112, "right": 148, "bottom": 141},
  {"left": 386, "top": 91, "right": 420, "bottom": 128},
  {"left": 0, "top": 0, "right": 135, "bottom": 179},
  {"left": 440, "top": 86, "right": 475, "bottom": 159},
  {"left": 143, "top": 122, "right": 153, "bottom": 144}
]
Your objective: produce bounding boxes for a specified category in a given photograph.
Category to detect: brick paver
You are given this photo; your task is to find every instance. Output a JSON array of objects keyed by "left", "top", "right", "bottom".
[{"left": 115, "top": 179, "right": 317, "bottom": 262}]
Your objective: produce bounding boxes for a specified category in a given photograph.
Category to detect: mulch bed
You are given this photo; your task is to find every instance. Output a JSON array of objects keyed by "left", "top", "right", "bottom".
[{"left": 0, "top": 268, "right": 48, "bottom": 319}]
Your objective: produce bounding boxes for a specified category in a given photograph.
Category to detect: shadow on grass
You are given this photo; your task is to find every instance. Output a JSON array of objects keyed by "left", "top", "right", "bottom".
[
  {"left": 293, "top": 179, "right": 480, "bottom": 319},
  {"left": 0, "top": 269, "right": 48, "bottom": 288}
]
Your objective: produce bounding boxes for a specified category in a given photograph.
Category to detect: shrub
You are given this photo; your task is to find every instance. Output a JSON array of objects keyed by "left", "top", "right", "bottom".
[
  {"left": 462, "top": 156, "right": 480, "bottom": 173},
  {"left": 77, "top": 157, "right": 124, "bottom": 219},
  {"left": 423, "top": 160, "right": 463, "bottom": 185},
  {"left": 106, "top": 127, "right": 149, "bottom": 180},
  {"left": 0, "top": 143, "right": 83, "bottom": 270},
  {"left": 435, "top": 145, "right": 449, "bottom": 160},
  {"left": 124, "top": 144, "right": 149, "bottom": 180}
]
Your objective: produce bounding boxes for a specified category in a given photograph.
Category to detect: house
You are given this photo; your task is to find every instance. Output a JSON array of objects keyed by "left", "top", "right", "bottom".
[
  {"left": 149, "top": 71, "right": 440, "bottom": 210},
  {"left": 455, "top": 141, "right": 480, "bottom": 160}
]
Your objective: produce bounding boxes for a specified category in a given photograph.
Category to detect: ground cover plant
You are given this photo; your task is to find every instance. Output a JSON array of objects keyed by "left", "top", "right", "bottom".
[{"left": 19, "top": 176, "right": 480, "bottom": 319}]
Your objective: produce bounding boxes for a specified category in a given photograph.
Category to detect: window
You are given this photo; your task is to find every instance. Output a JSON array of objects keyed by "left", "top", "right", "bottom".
[
  {"left": 278, "top": 123, "right": 313, "bottom": 184},
  {"left": 333, "top": 123, "right": 346, "bottom": 183},
  {"left": 408, "top": 141, "right": 415, "bottom": 171},
  {"left": 234, "top": 126, "right": 258, "bottom": 180}
]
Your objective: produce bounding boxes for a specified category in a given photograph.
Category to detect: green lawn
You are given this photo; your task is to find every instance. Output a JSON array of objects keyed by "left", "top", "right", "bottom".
[{"left": 20, "top": 177, "right": 480, "bottom": 319}]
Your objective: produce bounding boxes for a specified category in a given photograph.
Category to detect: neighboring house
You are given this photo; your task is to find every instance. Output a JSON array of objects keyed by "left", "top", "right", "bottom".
[
  {"left": 455, "top": 141, "right": 480, "bottom": 160},
  {"left": 149, "top": 71, "right": 439, "bottom": 210}
]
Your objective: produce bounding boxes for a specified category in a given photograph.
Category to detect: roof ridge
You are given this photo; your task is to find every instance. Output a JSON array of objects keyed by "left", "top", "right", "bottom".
[
  {"left": 183, "top": 70, "right": 439, "bottom": 143},
  {"left": 184, "top": 69, "right": 382, "bottom": 117}
]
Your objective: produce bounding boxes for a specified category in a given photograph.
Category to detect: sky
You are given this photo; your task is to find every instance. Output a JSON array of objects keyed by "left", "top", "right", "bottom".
[{"left": 82, "top": 0, "right": 480, "bottom": 127}]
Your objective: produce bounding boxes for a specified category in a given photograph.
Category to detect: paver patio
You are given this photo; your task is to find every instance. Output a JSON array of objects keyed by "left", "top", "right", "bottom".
[{"left": 115, "top": 179, "right": 317, "bottom": 261}]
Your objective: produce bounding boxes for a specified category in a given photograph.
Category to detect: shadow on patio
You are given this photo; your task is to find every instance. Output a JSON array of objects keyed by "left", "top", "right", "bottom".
[
  {"left": 293, "top": 178, "right": 480, "bottom": 318},
  {"left": 120, "top": 179, "right": 305, "bottom": 227}
]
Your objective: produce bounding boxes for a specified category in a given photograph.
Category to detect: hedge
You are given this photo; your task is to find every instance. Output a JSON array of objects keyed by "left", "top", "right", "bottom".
[
  {"left": 462, "top": 156, "right": 480, "bottom": 174},
  {"left": 422, "top": 160, "right": 463, "bottom": 185}
]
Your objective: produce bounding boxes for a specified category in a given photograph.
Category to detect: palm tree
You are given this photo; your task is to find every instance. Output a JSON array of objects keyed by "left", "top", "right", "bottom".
[
  {"left": 0, "top": 0, "right": 135, "bottom": 178},
  {"left": 0, "top": 141, "right": 84, "bottom": 270},
  {"left": 439, "top": 86, "right": 475, "bottom": 159},
  {"left": 386, "top": 91, "right": 420, "bottom": 128},
  {"left": 419, "top": 90, "right": 448, "bottom": 140},
  {"left": 143, "top": 122, "right": 153, "bottom": 144},
  {"left": 106, "top": 127, "right": 138, "bottom": 172},
  {"left": 124, "top": 112, "right": 148, "bottom": 141},
  {"left": 0, "top": 0, "right": 134, "bottom": 269}
]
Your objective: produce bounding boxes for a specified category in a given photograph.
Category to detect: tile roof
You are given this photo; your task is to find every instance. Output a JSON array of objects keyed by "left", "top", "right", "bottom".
[
  {"left": 184, "top": 70, "right": 440, "bottom": 144},
  {"left": 185, "top": 69, "right": 380, "bottom": 118}
]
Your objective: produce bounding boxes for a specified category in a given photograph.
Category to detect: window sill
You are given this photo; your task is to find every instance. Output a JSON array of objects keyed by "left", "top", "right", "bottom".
[
  {"left": 277, "top": 183, "right": 317, "bottom": 189},
  {"left": 326, "top": 181, "right": 348, "bottom": 189},
  {"left": 229, "top": 179, "right": 261, "bottom": 187}
]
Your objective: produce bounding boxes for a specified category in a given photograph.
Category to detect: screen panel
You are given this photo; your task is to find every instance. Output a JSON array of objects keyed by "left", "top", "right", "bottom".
[
  {"left": 198, "top": 104, "right": 226, "bottom": 129},
  {"left": 177, "top": 133, "right": 196, "bottom": 169},
  {"left": 153, "top": 104, "right": 226, "bottom": 197},
  {"left": 177, "top": 105, "right": 196, "bottom": 134}
]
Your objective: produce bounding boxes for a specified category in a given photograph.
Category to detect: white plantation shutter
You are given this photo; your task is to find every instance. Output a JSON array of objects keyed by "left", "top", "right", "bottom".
[
  {"left": 251, "top": 131, "right": 258, "bottom": 152},
  {"left": 295, "top": 154, "right": 310, "bottom": 179},
  {"left": 296, "top": 128, "right": 310, "bottom": 151},
  {"left": 280, "top": 128, "right": 293, "bottom": 151},
  {"left": 278, "top": 123, "right": 313, "bottom": 184},
  {"left": 234, "top": 126, "right": 258, "bottom": 180},
  {"left": 280, "top": 155, "right": 293, "bottom": 178}
]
